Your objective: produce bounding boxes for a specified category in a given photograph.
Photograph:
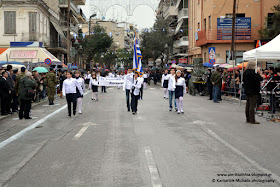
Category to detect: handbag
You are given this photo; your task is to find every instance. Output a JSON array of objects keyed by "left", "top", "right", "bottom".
[{"left": 24, "top": 80, "right": 35, "bottom": 98}]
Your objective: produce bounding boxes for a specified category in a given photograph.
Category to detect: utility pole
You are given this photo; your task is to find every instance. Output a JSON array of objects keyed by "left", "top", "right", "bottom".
[
  {"left": 231, "top": 0, "right": 237, "bottom": 97},
  {"left": 67, "top": 0, "right": 71, "bottom": 66},
  {"left": 231, "top": 0, "right": 237, "bottom": 61}
]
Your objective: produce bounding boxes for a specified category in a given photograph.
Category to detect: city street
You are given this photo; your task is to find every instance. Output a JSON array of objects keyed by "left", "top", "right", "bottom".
[{"left": 0, "top": 85, "right": 279, "bottom": 187}]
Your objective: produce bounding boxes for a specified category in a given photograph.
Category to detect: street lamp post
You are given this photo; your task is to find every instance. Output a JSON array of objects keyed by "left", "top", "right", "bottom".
[{"left": 89, "top": 14, "right": 97, "bottom": 35}]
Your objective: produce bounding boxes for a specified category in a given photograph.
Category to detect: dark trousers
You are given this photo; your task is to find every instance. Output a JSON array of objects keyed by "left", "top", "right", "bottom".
[
  {"left": 19, "top": 99, "right": 31, "bottom": 119},
  {"left": 1, "top": 95, "right": 9, "bottom": 114},
  {"left": 212, "top": 86, "right": 220, "bottom": 102},
  {"left": 66, "top": 93, "right": 77, "bottom": 116},
  {"left": 140, "top": 85, "right": 143, "bottom": 99},
  {"left": 246, "top": 95, "right": 258, "bottom": 122},
  {"left": 12, "top": 91, "right": 18, "bottom": 111},
  {"left": 270, "top": 94, "right": 276, "bottom": 113},
  {"left": 207, "top": 84, "right": 213, "bottom": 100},
  {"left": 126, "top": 89, "right": 130, "bottom": 110},
  {"left": 131, "top": 94, "right": 139, "bottom": 112},
  {"left": 101, "top": 86, "right": 106, "bottom": 93}
]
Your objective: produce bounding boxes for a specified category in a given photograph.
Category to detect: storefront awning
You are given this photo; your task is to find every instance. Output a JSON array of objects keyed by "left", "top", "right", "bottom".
[
  {"left": 50, "top": 20, "right": 67, "bottom": 40},
  {"left": 0, "top": 48, "right": 8, "bottom": 55},
  {"left": 0, "top": 47, "right": 61, "bottom": 64}
]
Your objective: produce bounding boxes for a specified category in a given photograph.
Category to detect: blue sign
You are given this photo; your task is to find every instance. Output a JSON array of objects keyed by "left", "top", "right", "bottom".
[
  {"left": 44, "top": 58, "right": 52, "bottom": 66},
  {"left": 172, "top": 60, "right": 176, "bottom": 64},
  {"left": 10, "top": 42, "right": 44, "bottom": 48},
  {"left": 209, "top": 47, "right": 216, "bottom": 65},
  {"left": 217, "top": 17, "right": 251, "bottom": 40}
]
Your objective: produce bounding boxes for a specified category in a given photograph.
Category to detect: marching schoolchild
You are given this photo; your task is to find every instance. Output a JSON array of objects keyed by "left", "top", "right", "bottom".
[
  {"left": 131, "top": 72, "right": 143, "bottom": 115},
  {"left": 62, "top": 71, "right": 83, "bottom": 117},
  {"left": 75, "top": 71, "right": 85, "bottom": 114},
  {"left": 168, "top": 68, "right": 177, "bottom": 111},
  {"left": 123, "top": 68, "right": 134, "bottom": 111},
  {"left": 162, "top": 69, "right": 169, "bottom": 99},
  {"left": 175, "top": 70, "right": 186, "bottom": 114},
  {"left": 143, "top": 72, "right": 148, "bottom": 89},
  {"left": 89, "top": 72, "right": 99, "bottom": 101},
  {"left": 139, "top": 74, "right": 144, "bottom": 100}
]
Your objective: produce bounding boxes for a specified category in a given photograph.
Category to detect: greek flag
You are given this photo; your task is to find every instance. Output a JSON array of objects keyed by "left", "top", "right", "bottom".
[{"left": 133, "top": 37, "right": 143, "bottom": 76}]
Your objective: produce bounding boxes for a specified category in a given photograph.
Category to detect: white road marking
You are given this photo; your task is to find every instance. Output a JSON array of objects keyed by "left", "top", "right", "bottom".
[
  {"left": 149, "top": 88, "right": 156, "bottom": 90},
  {"left": 189, "top": 119, "right": 280, "bottom": 184},
  {"left": 0, "top": 91, "right": 91, "bottom": 150},
  {"left": 74, "top": 122, "right": 100, "bottom": 140},
  {"left": 73, "top": 126, "right": 89, "bottom": 140},
  {"left": 144, "top": 146, "right": 163, "bottom": 187},
  {"left": 43, "top": 104, "right": 60, "bottom": 107}
]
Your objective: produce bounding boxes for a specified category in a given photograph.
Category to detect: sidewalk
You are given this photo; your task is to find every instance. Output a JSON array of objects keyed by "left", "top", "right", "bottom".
[{"left": 0, "top": 99, "right": 49, "bottom": 121}]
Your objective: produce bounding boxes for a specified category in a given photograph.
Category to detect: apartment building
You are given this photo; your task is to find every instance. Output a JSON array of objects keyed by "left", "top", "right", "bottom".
[
  {"left": 188, "top": 0, "right": 279, "bottom": 64},
  {"left": 0, "top": 0, "right": 87, "bottom": 65},
  {"left": 156, "top": 0, "right": 189, "bottom": 63}
]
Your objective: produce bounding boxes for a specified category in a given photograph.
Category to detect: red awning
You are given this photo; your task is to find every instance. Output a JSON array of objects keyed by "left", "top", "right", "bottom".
[{"left": 0, "top": 48, "right": 8, "bottom": 55}]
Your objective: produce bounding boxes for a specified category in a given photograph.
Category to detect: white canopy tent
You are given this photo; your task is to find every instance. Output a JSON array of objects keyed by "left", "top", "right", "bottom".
[{"left": 243, "top": 34, "right": 280, "bottom": 62}]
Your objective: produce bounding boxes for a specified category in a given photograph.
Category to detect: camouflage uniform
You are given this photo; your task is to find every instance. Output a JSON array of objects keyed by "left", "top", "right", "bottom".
[
  {"left": 15, "top": 73, "right": 26, "bottom": 95},
  {"left": 46, "top": 71, "right": 57, "bottom": 105}
]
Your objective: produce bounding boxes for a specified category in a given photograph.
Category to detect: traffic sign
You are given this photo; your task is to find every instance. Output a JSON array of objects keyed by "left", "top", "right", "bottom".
[
  {"left": 172, "top": 60, "right": 176, "bottom": 64},
  {"left": 44, "top": 58, "right": 52, "bottom": 65}
]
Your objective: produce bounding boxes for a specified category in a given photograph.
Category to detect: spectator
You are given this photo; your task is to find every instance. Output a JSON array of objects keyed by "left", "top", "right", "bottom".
[
  {"left": 210, "top": 68, "right": 222, "bottom": 103},
  {"left": 0, "top": 71, "right": 12, "bottom": 115},
  {"left": 12, "top": 69, "right": 19, "bottom": 112},
  {"left": 19, "top": 71, "right": 36, "bottom": 120},
  {"left": 267, "top": 67, "right": 277, "bottom": 114},
  {"left": 33, "top": 70, "right": 41, "bottom": 102},
  {"left": 40, "top": 73, "right": 47, "bottom": 100},
  {"left": 6, "top": 65, "right": 14, "bottom": 113},
  {"left": 243, "top": 61, "right": 263, "bottom": 124}
]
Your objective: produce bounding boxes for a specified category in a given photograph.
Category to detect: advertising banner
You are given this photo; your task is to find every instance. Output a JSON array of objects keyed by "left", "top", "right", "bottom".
[
  {"left": 10, "top": 50, "right": 38, "bottom": 59},
  {"left": 217, "top": 18, "right": 251, "bottom": 40}
]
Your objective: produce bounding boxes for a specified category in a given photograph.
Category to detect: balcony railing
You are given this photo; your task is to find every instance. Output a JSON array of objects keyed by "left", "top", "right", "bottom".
[
  {"left": 196, "top": 29, "right": 252, "bottom": 47},
  {"left": 178, "top": 8, "right": 188, "bottom": 22},
  {"left": 163, "top": 6, "right": 177, "bottom": 19},
  {"left": 59, "top": 0, "right": 79, "bottom": 14}
]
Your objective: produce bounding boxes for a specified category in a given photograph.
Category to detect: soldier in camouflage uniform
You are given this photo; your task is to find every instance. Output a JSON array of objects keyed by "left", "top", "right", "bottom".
[
  {"left": 46, "top": 67, "right": 57, "bottom": 105},
  {"left": 15, "top": 67, "right": 27, "bottom": 99}
]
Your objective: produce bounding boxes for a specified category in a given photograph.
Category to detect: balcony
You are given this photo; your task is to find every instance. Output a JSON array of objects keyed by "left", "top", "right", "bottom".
[
  {"left": 174, "top": 36, "right": 189, "bottom": 49},
  {"left": 73, "top": 0, "right": 86, "bottom": 5},
  {"left": 178, "top": 8, "right": 188, "bottom": 22},
  {"left": 59, "top": 0, "right": 79, "bottom": 16},
  {"left": 60, "top": 21, "right": 79, "bottom": 34},
  {"left": 163, "top": 6, "right": 178, "bottom": 20},
  {"left": 77, "top": 9, "right": 87, "bottom": 23},
  {"left": 195, "top": 29, "right": 253, "bottom": 47}
]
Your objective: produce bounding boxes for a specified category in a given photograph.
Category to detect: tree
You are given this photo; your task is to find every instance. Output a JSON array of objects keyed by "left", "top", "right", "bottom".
[
  {"left": 81, "top": 25, "right": 113, "bottom": 70},
  {"left": 259, "top": 4, "right": 280, "bottom": 39},
  {"left": 140, "top": 18, "right": 172, "bottom": 68}
]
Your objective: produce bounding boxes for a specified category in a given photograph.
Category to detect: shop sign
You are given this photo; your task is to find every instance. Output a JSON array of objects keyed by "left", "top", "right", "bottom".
[
  {"left": 10, "top": 50, "right": 37, "bottom": 59},
  {"left": 179, "top": 59, "right": 188, "bottom": 63}
]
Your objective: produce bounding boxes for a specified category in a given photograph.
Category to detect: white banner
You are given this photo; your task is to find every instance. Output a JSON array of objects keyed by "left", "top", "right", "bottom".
[{"left": 98, "top": 77, "right": 124, "bottom": 86}]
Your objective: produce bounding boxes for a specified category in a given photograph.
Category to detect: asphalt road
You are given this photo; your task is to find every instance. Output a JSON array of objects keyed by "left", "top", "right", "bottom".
[{"left": 0, "top": 85, "right": 279, "bottom": 187}]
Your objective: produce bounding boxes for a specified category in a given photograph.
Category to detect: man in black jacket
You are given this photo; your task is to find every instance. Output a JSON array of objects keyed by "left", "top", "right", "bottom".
[
  {"left": 243, "top": 61, "right": 263, "bottom": 124},
  {"left": 267, "top": 67, "right": 277, "bottom": 113},
  {"left": 0, "top": 71, "right": 12, "bottom": 115}
]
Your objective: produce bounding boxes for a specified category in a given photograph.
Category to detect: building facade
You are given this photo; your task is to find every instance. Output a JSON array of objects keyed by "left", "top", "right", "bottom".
[
  {"left": 0, "top": 0, "right": 86, "bottom": 66},
  {"left": 156, "top": 0, "right": 189, "bottom": 63},
  {"left": 188, "top": 0, "right": 279, "bottom": 65}
]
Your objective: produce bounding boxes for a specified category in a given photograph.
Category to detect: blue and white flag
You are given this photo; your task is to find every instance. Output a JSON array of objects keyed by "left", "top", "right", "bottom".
[{"left": 133, "top": 36, "right": 143, "bottom": 76}]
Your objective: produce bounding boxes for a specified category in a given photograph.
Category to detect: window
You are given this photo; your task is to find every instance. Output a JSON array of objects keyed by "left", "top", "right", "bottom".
[
  {"left": 198, "top": 22, "right": 200, "bottom": 31},
  {"left": 4, "top": 11, "right": 16, "bottom": 34},
  {"left": 29, "top": 12, "right": 37, "bottom": 41},
  {"left": 226, "top": 51, "right": 245, "bottom": 64},
  {"left": 267, "top": 13, "right": 274, "bottom": 29},
  {"left": 204, "top": 18, "right": 206, "bottom": 31},
  {"left": 226, "top": 13, "right": 245, "bottom": 18},
  {"left": 209, "top": 16, "right": 211, "bottom": 29}
]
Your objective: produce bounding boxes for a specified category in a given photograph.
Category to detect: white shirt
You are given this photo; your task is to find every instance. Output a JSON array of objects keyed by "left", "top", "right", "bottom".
[
  {"left": 123, "top": 73, "right": 134, "bottom": 91},
  {"left": 108, "top": 73, "right": 114, "bottom": 78},
  {"left": 86, "top": 74, "right": 91, "bottom": 79},
  {"left": 143, "top": 74, "right": 148, "bottom": 78},
  {"left": 89, "top": 77, "right": 99, "bottom": 86},
  {"left": 175, "top": 77, "right": 186, "bottom": 95},
  {"left": 167, "top": 74, "right": 176, "bottom": 91},
  {"left": 76, "top": 77, "right": 85, "bottom": 91},
  {"left": 161, "top": 74, "right": 169, "bottom": 87},
  {"left": 131, "top": 77, "right": 143, "bottom": 95},
  {"left": 62, "top": 78, "right": 84, "bottom": 96}
]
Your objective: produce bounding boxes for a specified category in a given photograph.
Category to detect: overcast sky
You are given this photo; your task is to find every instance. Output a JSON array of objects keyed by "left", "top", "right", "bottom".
[{"left": 81, "top": 1, "right": 159, "bottom": 29}]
